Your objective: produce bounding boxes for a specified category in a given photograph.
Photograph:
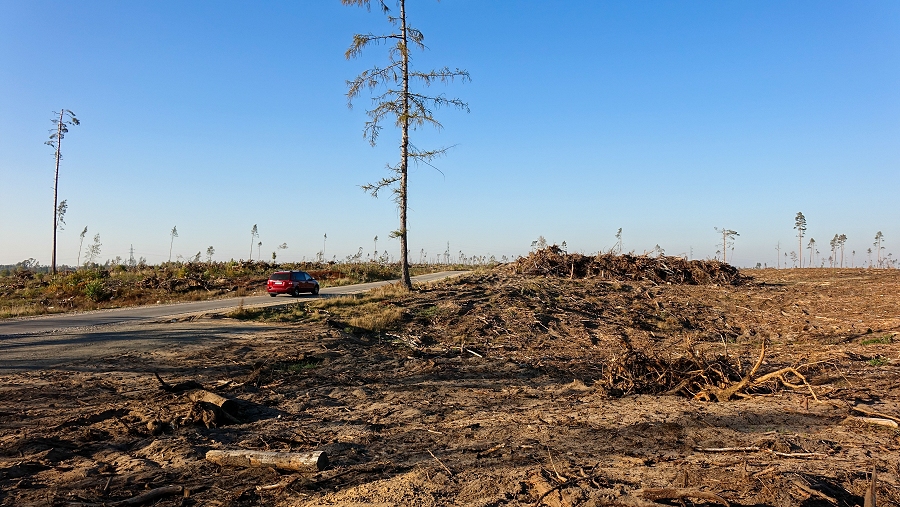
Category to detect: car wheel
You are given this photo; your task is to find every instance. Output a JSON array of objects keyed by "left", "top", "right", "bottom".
[
  {"left": 269, "top": 293, "right": 277, "bottom": 297},
  {"left": 312, "top": 285, "right": 319, "bottom": 296},
  {"left": 291, "top": 289, "right": 300, "bottom": 297}
]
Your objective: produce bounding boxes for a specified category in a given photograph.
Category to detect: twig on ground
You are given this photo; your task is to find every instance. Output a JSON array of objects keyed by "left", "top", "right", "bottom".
[
  {"left": 636, "top": 487, "right": 730, "bottom": 506},
  {"left": 66, "top": 485, "right": 183, "bottom": 506},
  {"left": 791, "top": 479, "right": 838, "bottom": 505},
  {"left": 851, "top": 406, "right": 900, "bottom": 424},
  {"left": 696, "top": 447, "right": 827, "bottom": 459},
  {"left": 864, "top": 465, "right": 877, "bottom": 507},
  {"left": 428, "top": 450, "right": 453, "bottom": 476}
]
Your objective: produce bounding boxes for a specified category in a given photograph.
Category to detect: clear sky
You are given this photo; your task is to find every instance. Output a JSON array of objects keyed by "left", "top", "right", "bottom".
[{"left": 2, "top": 1, "right": 898, "bottom": 267}]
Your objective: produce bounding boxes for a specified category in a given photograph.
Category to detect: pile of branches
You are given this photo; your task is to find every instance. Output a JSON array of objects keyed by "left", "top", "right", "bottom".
[
  {"left": 603, "top": 340, "right": 818, "bottom": 402},
  {"left": 511, "top": 246, "right": 746, "bottom": 285}
]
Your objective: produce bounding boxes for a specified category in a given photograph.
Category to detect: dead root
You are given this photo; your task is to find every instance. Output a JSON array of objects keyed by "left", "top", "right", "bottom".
[
  {"left": 603, "top": 339, "right": 820, "bottom": 402},
  {"left": 529, "top": 470, "right": 730, "bottom": 507},
  {"left": 696, "top": 339, "right": 820, "bottom": 402}
]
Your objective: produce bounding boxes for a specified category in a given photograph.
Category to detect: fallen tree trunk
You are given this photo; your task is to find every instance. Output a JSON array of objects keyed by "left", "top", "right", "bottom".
[{"left": 206, "top": 449, "right": 328, "bottom": 472}]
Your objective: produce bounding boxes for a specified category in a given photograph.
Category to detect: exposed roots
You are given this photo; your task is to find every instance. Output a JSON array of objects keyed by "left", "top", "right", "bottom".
[{"left": 604, "top": 339, "right": 820, "bottom": 402}]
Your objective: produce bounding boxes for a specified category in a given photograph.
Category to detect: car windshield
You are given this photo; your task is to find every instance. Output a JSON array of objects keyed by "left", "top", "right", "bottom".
[{"left": 270, "top": 272, "right": 291, "bottom": 280}]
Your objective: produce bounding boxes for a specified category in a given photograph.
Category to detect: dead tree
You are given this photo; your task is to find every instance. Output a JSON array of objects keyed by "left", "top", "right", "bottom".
[
  {"left": 344, "top": 0, "right": 469, "bottom": 289},
  {"left": 46, "top": 109, "right": 80, "bottom": 274}
]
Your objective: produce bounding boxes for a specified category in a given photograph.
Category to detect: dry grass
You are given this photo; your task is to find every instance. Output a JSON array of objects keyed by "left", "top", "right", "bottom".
[
  {"left": 232, "top": 282, "right": 410, "bottom": 333},
  {"left": 348, "top": 303, "right": 404, "bottom": 332},
  {"left": 0, "top": 261, "right": 455, "bottom": 319}
]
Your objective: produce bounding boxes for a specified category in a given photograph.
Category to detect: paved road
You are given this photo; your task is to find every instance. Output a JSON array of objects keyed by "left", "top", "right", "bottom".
[{"left": 0, "top": 271, "right": 467, "bottom": 337}]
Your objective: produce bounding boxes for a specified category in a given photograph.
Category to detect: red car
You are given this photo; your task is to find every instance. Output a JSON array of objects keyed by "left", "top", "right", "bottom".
[{"left": 267, "top": 270, "right": 320, "bottom": 297}]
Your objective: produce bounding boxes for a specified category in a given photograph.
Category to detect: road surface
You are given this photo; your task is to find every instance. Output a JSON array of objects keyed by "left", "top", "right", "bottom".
[{"left": 0, "top": 271, "right": 467, "bottom": 337}]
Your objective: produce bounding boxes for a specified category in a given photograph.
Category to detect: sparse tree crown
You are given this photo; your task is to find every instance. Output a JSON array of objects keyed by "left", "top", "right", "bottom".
[
  {"left": 794, "top": 212, "right": 807, "bottom": 268},
  {"left": 47, "top": 109, "right": 80, "bottom": 275},
  {"left": 345, "top": 0, "right": 469, "bottom": 289},
  {"left": 714, "top": 227, "right": 739, "bottom": 264}
]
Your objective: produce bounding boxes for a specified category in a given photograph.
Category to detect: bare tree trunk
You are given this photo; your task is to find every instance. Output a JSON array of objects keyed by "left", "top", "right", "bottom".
[
  {"left": 51, "top": 110, "right": 64, "bottom": 275},
  {"left": 398, "top": 0, "right": 412, "bottom": 290},
  {"left": 77, "top": 235, "right": 84, "bottom": 267}
]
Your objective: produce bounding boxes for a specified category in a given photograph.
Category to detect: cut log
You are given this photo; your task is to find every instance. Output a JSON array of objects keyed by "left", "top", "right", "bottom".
[
  {"left": 845, "top": 416, "right": 899, "bottom": 429},
  {"left": 206, "top": 449, "right": 328, "bottom": 472},
  {"left": 188, "top": 390, "right": 240, "bottom": 416}
]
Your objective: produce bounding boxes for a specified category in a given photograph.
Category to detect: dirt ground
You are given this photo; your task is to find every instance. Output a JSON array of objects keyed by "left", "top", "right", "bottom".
[{"left": 1, "top": 265, "right": 899, "bottom": 506}]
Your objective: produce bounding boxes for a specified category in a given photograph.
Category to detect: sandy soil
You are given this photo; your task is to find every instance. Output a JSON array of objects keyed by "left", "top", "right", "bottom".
[{"left": 1, "top": 267, "right": 899, "bottom": 506}]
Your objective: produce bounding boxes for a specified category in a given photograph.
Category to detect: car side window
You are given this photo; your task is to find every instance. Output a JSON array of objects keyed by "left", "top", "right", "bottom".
[
  {"left": 292, "top": 272, "right": 300, "bottom": 281},
  {"left": 300, "top": 273, "right": 309, "bottom": 281}
]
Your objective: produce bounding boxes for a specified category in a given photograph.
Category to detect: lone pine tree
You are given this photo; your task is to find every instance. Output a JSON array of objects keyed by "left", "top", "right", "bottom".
[
  {"left": 46, "top": 109, "right": 79, "bottom": 274},
  {"left": 714, "top": 227, "right": 739, "bottom": 264},
  {"left": 794, "top": 212, "right": 807, "bottom": 268},
  {"left": 344, "top": 0, "right": 469, "bottom": 289},
  {"left": 169, "top": 226, "right": 178, "bottom": 263}
]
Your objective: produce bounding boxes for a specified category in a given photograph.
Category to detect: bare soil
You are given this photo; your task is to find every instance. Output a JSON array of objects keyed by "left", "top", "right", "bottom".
[{"left": 1, "top": 265, "right": 899, "bottom": 506}]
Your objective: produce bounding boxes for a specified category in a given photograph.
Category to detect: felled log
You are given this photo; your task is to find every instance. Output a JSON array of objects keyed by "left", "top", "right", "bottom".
[
  {"left": 845, "top": 416, "right": 899, "bottom": 429},
  {"left": 188, "top": 390, "right": 240, "bottom": 417},
  {"left": 206, "top": 449, "right": 328, "bottom": 472}
]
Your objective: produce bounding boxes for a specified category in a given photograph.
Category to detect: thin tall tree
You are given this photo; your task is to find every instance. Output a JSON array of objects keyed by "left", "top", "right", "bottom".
[
  {"left": 794, "top": 212, "right": 807, "bottom": 268},
  {"left": 249, "top": 224, "right": 258, "bottom": 260},
  {"left": 77, "top": 226, "right": 88, "bottom": 267},
  {"left": 168, "top": 226, "right": 178, "bottom": 262},
  {"left": 838, "top": 234, "right": 847, "bottom": 267},
  {"left": 807, "top": 237, "right": 816, "bottom": 268},
  {"left": 344, "top": 0, "right": 470, "bottom": 289},
  {"left": 46, "top": 109, "right": 80, "bottom": 274},
  {"left": 874, "top": 231, "right": 884, "bottom": 267},
  {"left": 829, "top": 234, "right": 839, "bottom": 268},
  {"left": 714, "top": 227, "right": 739, "bottom": 264}
]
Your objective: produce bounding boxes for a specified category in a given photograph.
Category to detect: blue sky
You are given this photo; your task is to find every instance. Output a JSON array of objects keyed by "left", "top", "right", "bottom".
[{"left": 1, "top": 1, "right": 898, "bottom": 267}]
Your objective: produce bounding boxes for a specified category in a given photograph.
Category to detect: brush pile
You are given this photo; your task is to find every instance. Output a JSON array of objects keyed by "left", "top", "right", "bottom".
[{"left": 511, "top": 246, "right": 747, "bottom": 285}]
